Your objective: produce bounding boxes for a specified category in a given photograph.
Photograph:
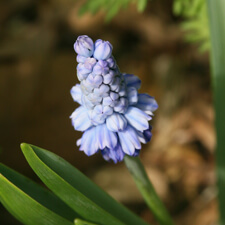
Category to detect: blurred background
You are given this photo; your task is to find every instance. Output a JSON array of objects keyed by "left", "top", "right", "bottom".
[{"left": 0, "top": 0, "right": 217, "bottom": 224}]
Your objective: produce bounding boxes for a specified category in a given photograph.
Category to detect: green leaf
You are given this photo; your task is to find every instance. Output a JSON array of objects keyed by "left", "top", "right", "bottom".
[
  {"left": 20, "top": 143, "right": 149, "bottom": 225},
  {"left": 20, "top": 143, "right": 126, "bottom": 225},
  {"left": 0, "top": 163, "right": 78, "bottom": 221},
  {"left": 0, "top": 174, "right": 74, "bottom": 225},
  {"left": 74, "top": 218, "right": 99, "bottom": 225},
  {"left": 207, "top": 0, "right": 225, "bottom": 224}
]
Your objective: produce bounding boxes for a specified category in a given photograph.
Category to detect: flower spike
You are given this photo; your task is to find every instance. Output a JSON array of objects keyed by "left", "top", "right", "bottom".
[{"left": 70, "top": 35, "right": 158, "bottom": 163}]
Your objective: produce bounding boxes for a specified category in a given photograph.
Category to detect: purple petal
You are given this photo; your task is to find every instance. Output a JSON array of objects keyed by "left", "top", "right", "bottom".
[
  {"left": 76, "top": 55, "right": 87, "bottom": 63},
  {"left": 93, "top": 39, "right": 113, "bottom": 60},
  {"left": 79, "top": 127, "right": 98, "bottom": 156},
  {"left": 74, "top": 35, "right": 94, "bottom": 57},
  {"left": 136, "top": 126, "right": 152, "bottom": 144},
  {"left": 93, "top": 84, "right": 110, "bottom": 98},
  {"left": 102, "top": 96, "right": 113, "bottom": 106},
  {"left": 70, "top": 84, "right": 82, "bottom": 104},
  {"left": 94, "top": 125, "right": 104, "bottom": 150},
  {"left": 133, "top": 149, "right": 140, "bottom": 157},
  {"left": 102, "top": 124, "right": 118, "bottom": 149},
  {"left": 84, "top": 57, "right": 97, "bottom": 70},
  {"left": 113, "top": 98, "right": 128, "bottom": 113},
  {"left": 106, "top": 113, "right": 127, "bottom": 132},
  {"left": 103, "top": 70, "right": 115, "bottom": 84},
  {"left": 70, "top": 106, "right": 92, "bottom": 131},
  {"left": 81, "top": 95, "right": 95, "bottom": 109},
  {"left": 76, "top": 138, "right": 81, "bottom": 146},
  {"left": 77, "top": 63, "right": 90, "bottom": 76},
  {"left": 101, "top": 144, "right": 125, "bottom": 163},
  {"left": 86, "top": 93, "right": 102, "bottom": 105},
  {"left": 86, "top": 74, "right": 103, "bottom": 88},
  {"left": 80, "top": 124, "right": 117, "bottom": 155},
  {"left": 127, "top": 87, "right": 138, "bottom": 105},
  {"left": 143, "top": 126, "right": 152, "bottom": 142},
  {"left": 106, "top": 57, "right": 116, "bottom": 68},
  {"left": 77, "top": 71, "right": 88, "bottom": 81},
  {"left": 93, "top": 60, "right": 109, "bottom": 75},
  {"left": 125, "top": 106, "right": 151, "bottom": 132},
  {"left": 118, "top": 125, "right": 141, "bottom": 155},
  {"left": 110, "top": 77, "right": 120, "bottom": 91},
  {"left": 123, "top": 73, "right": 141, "bottom": 90},
  {"left": 135, "top": 94, "right": 158, "bottom": 115},
  {"left": 118, "top": 83, "right": 126, "bottom": 97},
  {"left": 103, "top": 106, "right": 113, "bottom": 116},
  {"left": 110, "top": 92, "right": 119, "bottom": 101},
  {"left": 80, "top": 80, "right": 94, "bottom": 94},
  {"left": 89, "top": 108, "right": 106, "bottom": 125}
]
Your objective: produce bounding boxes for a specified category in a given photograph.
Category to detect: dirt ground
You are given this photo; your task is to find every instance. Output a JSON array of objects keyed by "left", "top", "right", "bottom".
[{"left": 0, "top": 0, "right": 217, "bottom": 224}]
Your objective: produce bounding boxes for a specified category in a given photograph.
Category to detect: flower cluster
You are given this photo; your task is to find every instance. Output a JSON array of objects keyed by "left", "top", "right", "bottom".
[{"left": 70, "top": 35, "right": 158, "bottom": 163}]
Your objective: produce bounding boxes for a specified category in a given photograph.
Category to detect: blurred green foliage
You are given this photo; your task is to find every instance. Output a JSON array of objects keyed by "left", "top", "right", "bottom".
[
  {"left": 79, "top": 0, "right": 148, "bottom": 22},
  {"left": 79, "top": 0, "right": 210, "bottom": 52},
  {"left": 173, "top": 0, "right": 210, "bottom": 52}
]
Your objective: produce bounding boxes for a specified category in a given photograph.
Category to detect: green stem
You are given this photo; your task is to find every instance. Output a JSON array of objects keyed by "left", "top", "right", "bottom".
[
  {"left": 124, "top": 156, "right": 174, "bottom": 225},
  {"left": 207, "top": 1, "right": 225, "bottom": 224}
]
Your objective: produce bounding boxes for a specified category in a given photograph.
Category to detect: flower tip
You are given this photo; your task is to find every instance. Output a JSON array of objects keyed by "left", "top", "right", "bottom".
[
  {"left": 93, "top": 39, "right": 113, "bottom": 60},
  {"left": 74, "top": 35, "right": 94, "bottom": 57},
  {"left": 20, "top": 143, "right": 26, "bottom": 149}
]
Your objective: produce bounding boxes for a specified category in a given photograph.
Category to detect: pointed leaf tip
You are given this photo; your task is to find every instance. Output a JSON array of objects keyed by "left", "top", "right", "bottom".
[
  {"left": 20, "top": 143, "right": 33, "bottom": 154},
  {"left": 20, "top": 142, "right": 29, "bottom": 149}
]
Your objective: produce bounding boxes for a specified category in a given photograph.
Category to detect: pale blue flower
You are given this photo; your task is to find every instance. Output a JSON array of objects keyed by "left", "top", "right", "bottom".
[
  {"left": 74, "top": 35, "right": 94, "bottom": 57},
  {"left": 103, "top": 70, "right": 115, "bottom": 84},
  {"left": 93, "top": 39, "right": 113, "bottom": 60},
  {"left": 70, "top": 35, "right": 158, "bottom": 163},
  {"left": 106, "top": 57, "right": 117, "bottom": 69},
  {"left": 93, "top": 60, "right": 109, "bottom": 75}
]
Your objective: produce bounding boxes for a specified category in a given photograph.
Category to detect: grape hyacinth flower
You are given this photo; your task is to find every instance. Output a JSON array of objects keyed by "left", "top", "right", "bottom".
[{"left": 70, "top": 35, "right": 158, "bottom": 163}]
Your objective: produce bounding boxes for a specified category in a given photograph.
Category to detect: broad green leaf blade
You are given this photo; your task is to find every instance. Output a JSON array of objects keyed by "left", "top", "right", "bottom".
[
  {"left": 0, "top": 163, "right": 78, "bottom": 221},
  {"left": 207, "top": 0, "right": 225, "bottom": 224},
  {"left": 0, "top": 174, "right": 74, "bottom": 225},
  {"left": 74, "top": 218, "right": 98, "bottom": 225},
  {"left": 21, "top": 143, "right": 149, "bottom": 225},
  {"left": 21, "top": 143, "right": 125, "bottom": 225}
]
